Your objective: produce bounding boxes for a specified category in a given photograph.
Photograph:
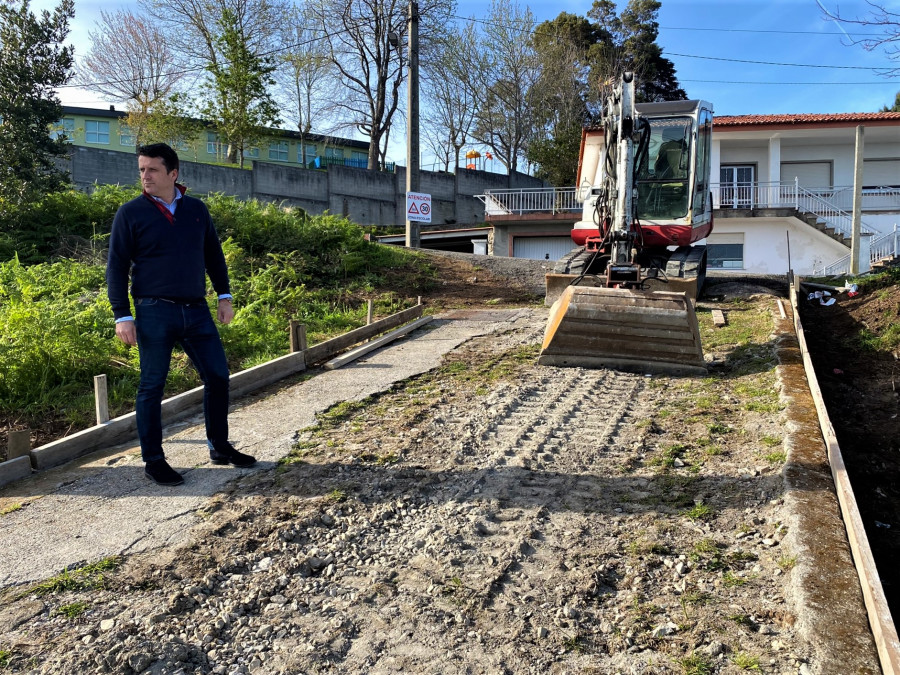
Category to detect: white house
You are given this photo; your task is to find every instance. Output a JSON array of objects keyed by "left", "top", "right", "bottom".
[
  {"left": 480, "top": 111, "right": 900, "bottom": 276},
  {"left": 711, "top": 111, "right": 900, "bottom": 275}
]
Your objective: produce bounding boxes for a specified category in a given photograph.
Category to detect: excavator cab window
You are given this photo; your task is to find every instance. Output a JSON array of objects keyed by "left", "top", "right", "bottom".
[{"left": 636, "top": 116, "right": 693, "bottom": 220}]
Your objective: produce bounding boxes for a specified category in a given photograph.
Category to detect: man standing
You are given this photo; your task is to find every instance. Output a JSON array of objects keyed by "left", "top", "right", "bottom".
[{"left": 107, "top": 143, "right": 255, "bottom": 486}]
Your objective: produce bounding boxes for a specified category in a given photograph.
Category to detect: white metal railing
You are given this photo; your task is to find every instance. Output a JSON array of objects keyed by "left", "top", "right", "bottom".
[
  {"left": 818, "top": 186, "right": 900, "bottom": 212},
  {"left": 813, "top": 224, "right": 898, "bottom": 276},
  {"left": 476, "top": 187, "right": 581, "bottom": 216},
  {"left": 712, "top": 179, "right": 880, "bottom": 238},
  {"left": 870, "top": 224, "right": 899, "bottom": 264}
]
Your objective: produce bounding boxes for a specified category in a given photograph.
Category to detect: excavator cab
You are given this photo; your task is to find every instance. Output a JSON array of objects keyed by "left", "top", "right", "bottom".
[{"left": 539, "top": 74, "right": 713, "bottom": 375}]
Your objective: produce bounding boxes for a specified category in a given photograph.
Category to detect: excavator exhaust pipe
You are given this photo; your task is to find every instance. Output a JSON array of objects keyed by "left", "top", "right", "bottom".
[{"left": 538, "top": 285, "right": 707, "bottom": 376}]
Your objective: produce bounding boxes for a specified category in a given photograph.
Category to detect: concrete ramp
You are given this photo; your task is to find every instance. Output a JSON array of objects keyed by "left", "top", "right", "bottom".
[{"left": 537, "top": 286, "right": 707, "bottom": 376}]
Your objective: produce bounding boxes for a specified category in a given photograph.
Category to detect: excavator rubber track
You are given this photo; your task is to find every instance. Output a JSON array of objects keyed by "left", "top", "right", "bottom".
[{"left": 538, "top": 285, "right": 707, "bottom": 376}]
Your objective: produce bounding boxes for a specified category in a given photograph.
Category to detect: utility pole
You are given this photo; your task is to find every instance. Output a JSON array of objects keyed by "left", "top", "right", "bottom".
[
  {"left": 405, "top": 0, "right": 421, "bottom": 248},
  {"left": 850, "top": 125, "right": 863, "bottom": 275}
]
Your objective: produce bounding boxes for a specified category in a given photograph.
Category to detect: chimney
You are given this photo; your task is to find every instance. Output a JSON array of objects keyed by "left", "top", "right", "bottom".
[{"left": 109, "top": 105, "right": 115, "bottom": 111}]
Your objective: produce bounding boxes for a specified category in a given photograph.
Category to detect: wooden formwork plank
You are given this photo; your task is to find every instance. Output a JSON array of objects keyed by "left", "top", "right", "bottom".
[
  {"left": 324, "top": 317, "right": 433, "bottom": 370},
  {"left": 305, "top": 304, "right": 423, "bottom": 365},
  {"left": 711, "top": 309, "right": 727, "bottom": 326},
  {"left": 791, "top": 277, "right": 900, "bottom": 675}
]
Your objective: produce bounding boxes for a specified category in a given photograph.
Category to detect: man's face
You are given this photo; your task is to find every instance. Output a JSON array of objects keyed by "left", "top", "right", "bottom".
[{"left": 138, "top": 155, "right": 177, "bottom": 200}]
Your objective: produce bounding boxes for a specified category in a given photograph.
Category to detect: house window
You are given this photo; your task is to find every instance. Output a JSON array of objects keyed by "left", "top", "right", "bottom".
[
  {"left": 85, "top": 120, "right": 110, "bottom": 144},
  {"left": 207, "top": 132, "right": 223, "bottom": 156},
  {"left": 708, "top": 233, "right": 744, "bottom": 269},
  {"left": 269, "top": 141, "right": 289, "bottom": 161},
  {"left": 119, "top": 125, "right": 135, "bottom": 146},
  {"left": 50, "top": 117, "right": 74, "bottom": 140},
  {"left": 243, "top": 146, "right": 260, "bottom": 159},
  {"left": 324, "top": 147, "right": 344, "bottom": 160},
  {"left": 299, "top": 143, "right": 317, "bottom": 165},
  {"left": 719, "top": 165, "right": 755, "bottom": 208},
  {"left": 350, "top": 150, "right": 367, "bottom": 168}
]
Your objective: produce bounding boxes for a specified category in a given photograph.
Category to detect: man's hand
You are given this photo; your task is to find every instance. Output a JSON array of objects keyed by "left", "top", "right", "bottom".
[
  {"left": 217, "top": 298, "right": 234, "bottom": 325},
  {"left": 115, "top": 319, "right": 137, "bottom": 346}
]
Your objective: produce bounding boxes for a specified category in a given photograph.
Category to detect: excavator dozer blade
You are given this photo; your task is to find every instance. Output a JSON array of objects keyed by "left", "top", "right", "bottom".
[{"left": 538, "top": 286, "right": 707, "bottom": 376}]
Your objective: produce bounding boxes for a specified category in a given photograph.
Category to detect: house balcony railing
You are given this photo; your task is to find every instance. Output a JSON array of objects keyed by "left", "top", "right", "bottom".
[
  {"left": 476, "top": 187, "right": 581, "bottom": 216},
  {"left": 814, "top": 224, "right": 899, "bottom": 276},
  {"left": 712, "top": 179, "right": 898, "bottom": 238}
]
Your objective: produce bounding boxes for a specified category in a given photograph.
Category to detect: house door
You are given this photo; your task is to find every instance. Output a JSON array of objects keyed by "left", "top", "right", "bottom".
[{"left": 720, "top": 165, "right": 755, "bottom": 208}]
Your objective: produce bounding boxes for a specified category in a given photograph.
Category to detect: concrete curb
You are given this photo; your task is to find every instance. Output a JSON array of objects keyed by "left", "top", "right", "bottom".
[{"left": 0, "top": 456, "right": 32, "bottom": 486}]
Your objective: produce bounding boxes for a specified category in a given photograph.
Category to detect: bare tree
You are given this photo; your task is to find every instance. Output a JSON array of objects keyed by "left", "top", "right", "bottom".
[
  {"left": 77, "top": 9, "right": 184, "bottom": 113},
  {"left": 471, "top": 0, "right": 540, "bottom": 176},
  {"left": 420, "top": 22, "right": 480, "bottom": 172},
  {"left": 138, "top": 0, "right": 287, "bottom": 162},
  {"left": 819, "top": 1, "right": 900, "bottom": 76},
  {"left": 275, "top": 5, "right": 338, "bottom": 165},
  {"left": 307, "top": 0, "right": 454, "bottom": 170}
]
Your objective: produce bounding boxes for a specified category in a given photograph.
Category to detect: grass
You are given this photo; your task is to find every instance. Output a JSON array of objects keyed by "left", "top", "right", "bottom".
[
  {"left": 679, "top": 652, "right": 714, "bottom": 675},
  {"left": 0, "top": 503, "right": 22, "bottom": 516},
  {"left": 732, "top": 651, "right": 762, "bottom": 670},
  {"left": 760, "top": 434, "right": 781, "bottom": 447},
  {"left": 684, "top": 504, "right": 714, "bottom": 521},
  {"left": 777, "top": 554, "right": 798, "bottom": 571},
  {"left": 722, "top": 571, "right": 747, "bottom": 587},
  {"left": 23, "top": 557, "right": 120, "bottom": 597},
  {"left": 53, "top": 601, "right": 89, "bottom": 619},
  {"left": 0, "top": 648, "right": 10, "bottom": 667},
  {"left": 326, "top": 489, "right": 347, "bottom": 503},
  {"left": 728, "top": 613, "right": 754, "bottom": 627},
  {"left": 765, "top": 451, "right": 787, "bottom": 464},
  {"left": 649, "top": 443, "right": 687, "bottom": 468}
]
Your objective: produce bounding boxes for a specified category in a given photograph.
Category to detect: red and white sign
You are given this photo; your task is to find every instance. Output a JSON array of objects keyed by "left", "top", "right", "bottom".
[{"left": 406, "top": 191, "right": 432, "bottom": 223}]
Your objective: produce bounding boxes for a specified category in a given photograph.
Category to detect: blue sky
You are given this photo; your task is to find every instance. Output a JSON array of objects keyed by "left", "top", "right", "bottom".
[{"left": 31, "top": 0, "right": 900, "bottom": 145}]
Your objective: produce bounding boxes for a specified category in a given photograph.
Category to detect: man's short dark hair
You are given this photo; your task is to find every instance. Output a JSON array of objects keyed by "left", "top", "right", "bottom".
[{"left": 138, "top": 143, "right": 179, "bottom": 174}]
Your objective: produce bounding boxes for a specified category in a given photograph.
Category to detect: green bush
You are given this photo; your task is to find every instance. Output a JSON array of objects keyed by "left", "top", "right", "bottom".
[{"left": 0, "top": 189, "right": 430, "bottom": 433}]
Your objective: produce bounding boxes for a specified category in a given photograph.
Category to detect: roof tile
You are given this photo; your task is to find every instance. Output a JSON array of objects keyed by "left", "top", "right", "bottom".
[{"left": 714, "top": 112, "right": 900, "bottom": 126}]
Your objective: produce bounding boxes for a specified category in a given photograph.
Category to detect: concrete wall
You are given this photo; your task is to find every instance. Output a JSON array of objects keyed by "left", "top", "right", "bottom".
[{"left": 63, "top": 146, "right": 546, "bottom": 227}]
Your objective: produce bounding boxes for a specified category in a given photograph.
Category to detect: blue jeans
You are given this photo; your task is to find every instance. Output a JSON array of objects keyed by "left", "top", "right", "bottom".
[{"left": 134, "top": 298, "right": 230, "bottom": 462}]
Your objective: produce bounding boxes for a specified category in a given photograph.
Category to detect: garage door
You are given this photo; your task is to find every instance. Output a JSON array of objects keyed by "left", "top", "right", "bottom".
[
  {"left": 512, "top": 236, "right": 573, "bottom": 261},
  {"left": 781, "top": 161, "right": 832, "bottom": 188}
]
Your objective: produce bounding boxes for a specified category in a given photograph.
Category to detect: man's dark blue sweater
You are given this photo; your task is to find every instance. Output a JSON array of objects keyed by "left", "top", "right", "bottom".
[{"left": 106, "top": 188, "right": 230, "bottom": 320}]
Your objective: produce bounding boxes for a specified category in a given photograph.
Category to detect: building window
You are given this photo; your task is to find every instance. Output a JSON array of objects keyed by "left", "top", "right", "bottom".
[
  {"left": 350, "top": 150, "right": 367, "bottom": 168},
  {"left": 243, "top": 146, "right": 260, "bottom": 159},
  {"left": 119, "top": 125, "right": 135, "bottom": 146},
  {"left": 299, "top": 143, "right": 317, "bottom": 165},
  {"left": 269, "top": 141, "right": 289, "bottom": 161},
  {"left": 324, "top": 147, "right": 344, "bottom": 160},
  {"left": 50, "top": 117, "right": 74, "bottom": 140},
  {"left": 84, "top": 120, "right": 110, "bottom": 144},
  {"left": 207, "top": 132, "right": 223, "bottom": 156},
  {"left": 708, "top": 233, "right": 744, "bottom": 269}
]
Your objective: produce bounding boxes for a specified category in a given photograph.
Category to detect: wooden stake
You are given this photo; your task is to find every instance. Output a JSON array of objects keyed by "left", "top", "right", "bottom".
[
  {"left": 94, "top": 374, "right": 109, "bottom": 425},
  {"left": 7, "top": 430, "right": 31, "bottom": 460},
  {"left": 367, "top": 299, "right": 374, "bottom": 325},
  {"left": 289, "top": 320, "right": 307, "bottom": 353}
]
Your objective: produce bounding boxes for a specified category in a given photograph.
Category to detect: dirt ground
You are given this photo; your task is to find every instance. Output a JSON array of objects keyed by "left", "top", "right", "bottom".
[
  {"left": 798, "top": 274, "right": 900, "bottom": 619},
  {"left": 1, "top": 255, "right": 857, "bottom": 674}
]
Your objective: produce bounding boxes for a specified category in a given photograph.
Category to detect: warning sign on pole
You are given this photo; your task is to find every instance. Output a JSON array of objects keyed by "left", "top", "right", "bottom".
[{"left": 406, "top": 192, "right": 432, "bottom": 223}]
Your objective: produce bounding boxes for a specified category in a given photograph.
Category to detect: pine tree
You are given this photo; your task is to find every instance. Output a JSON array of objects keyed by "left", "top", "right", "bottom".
[{"left": 0, "top": 0, "right": 74, "bottom": 223}]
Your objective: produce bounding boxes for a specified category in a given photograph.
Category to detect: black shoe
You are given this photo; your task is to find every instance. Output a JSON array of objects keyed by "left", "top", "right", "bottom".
[
  {"left": 144, "top": 459, "right": 185, "bottom": 486},
  {"left": 209, "top": 443, "right": 256, "bottom": 468}
]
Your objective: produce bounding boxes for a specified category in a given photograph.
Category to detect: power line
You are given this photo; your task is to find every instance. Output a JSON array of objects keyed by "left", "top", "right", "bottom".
[
  {"left": 680, "top": 79, "right": 894, "bottom": 85},
  {"left": 667, "top": 52, "right": 887, "bottom": 70},
  {"left": 659, "top": 25, "right": 881, "bottom": 37}
]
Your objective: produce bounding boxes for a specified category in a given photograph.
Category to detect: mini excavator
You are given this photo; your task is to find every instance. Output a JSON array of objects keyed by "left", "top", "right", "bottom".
[{"left": 539, "top": 72, "right": 714, "bottom": 375}]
